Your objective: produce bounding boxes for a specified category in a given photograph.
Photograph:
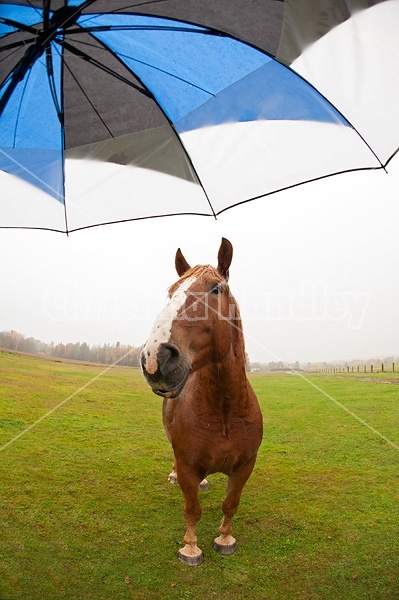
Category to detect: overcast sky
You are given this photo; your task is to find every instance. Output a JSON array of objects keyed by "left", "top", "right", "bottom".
[{"left": 1, "top": 157, "right": 398, "bottom": 365}]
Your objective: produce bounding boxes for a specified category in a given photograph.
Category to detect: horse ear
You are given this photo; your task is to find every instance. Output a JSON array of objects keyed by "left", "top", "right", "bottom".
[
  {"left": 175, "top": 248, "right": 191, "bottom": 276},
  {"left": 217, "top": 237, "right": 233, "bottom": 280}
]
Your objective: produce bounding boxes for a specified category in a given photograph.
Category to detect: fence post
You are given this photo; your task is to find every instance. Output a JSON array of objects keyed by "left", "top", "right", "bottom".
[
  {"left": 371, "top": 365, "right": 373, "bottom": 373},
  {"left": 382, "top": 363, "right": 384, "bottom": 373}
]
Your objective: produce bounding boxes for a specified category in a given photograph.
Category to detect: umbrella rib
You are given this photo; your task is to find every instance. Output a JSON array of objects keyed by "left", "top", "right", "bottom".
[
  {"left": 42, "top": 0, "right": 69, "bottom": 232},
  {"left": 61, "top": 59, "right": 114, "bottom": 139},
  {"left": 45, "top": 43, "right": 62, "bottom": 121},
  {"left": 385, "top": 147, "right": 399, "bottom": 169},
  {"left": 71, "top": 24, "right": 216, "bottom": 34},
  {"left": 64, "top": 30, "right": 215, "bottom": 97},
  {"left": 110, "top": 48, "right": 214, "bottom": 97},
  {"left": 0, "top": 16, "right": 39, "bottom": 36},
  {"left": 11, "top": 74, "right": 31, "bottom": 147},
  {"left": 0, "top": 40, "right": 37, "bottom": 96},
  {"left": 0, "top": 37, "right": 38, "bottom": 56},
  {"left": 60, "top": 40, "right": 152, "bottom": 97},
  {"left": 168, "top": 123, "right": 217, "bottom": 218}
]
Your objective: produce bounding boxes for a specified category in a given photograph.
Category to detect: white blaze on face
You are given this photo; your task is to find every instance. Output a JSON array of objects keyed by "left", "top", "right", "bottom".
[{"left": 142, "top": 276, "right": 196, "bottom": 375}]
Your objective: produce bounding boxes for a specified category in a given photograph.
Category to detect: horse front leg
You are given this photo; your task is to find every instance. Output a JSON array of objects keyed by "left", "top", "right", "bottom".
[
  {"left": 214, "top": 457, "right": 257, "bottom": 555},
  {"left": 176, "top": 466, "right": 204, "bottom": 566}
]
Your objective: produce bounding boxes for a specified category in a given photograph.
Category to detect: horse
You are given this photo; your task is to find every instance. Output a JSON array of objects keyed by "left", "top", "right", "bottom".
[{"left": 140, "top": 238, "right": 263, "bottom": 566}]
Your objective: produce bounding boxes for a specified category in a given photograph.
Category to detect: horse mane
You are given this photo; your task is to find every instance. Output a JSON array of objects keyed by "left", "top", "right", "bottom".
[
  {"left": 176, "top": 264, "right": 222, "bottom": 284},
  {"left": 228, "top": 292, "right": 246, "bottom": 365}
]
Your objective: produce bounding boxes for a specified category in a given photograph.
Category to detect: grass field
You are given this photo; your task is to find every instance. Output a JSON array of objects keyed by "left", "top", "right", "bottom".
[{"left": 1, "top": 352, "right": 399, "bottom": 599}]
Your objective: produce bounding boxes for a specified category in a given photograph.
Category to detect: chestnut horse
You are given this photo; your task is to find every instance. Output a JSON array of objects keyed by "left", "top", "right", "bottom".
[{"left": 141, "top": 238, "right": 263, "bottom": 566}]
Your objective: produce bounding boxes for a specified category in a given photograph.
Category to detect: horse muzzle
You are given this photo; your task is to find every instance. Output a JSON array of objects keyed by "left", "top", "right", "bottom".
[{"left": 141, "top": 342, "right": 191, "bottom": 398}]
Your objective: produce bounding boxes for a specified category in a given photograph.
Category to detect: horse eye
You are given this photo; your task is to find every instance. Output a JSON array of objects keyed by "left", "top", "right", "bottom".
[{"left": 211, "top": 284, "right": 221, "bottom": 295}]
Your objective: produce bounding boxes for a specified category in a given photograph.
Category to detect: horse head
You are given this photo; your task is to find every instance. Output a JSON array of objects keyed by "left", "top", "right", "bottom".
[{"left": 140, "top": 238, "right": 242, "bottom": 398}]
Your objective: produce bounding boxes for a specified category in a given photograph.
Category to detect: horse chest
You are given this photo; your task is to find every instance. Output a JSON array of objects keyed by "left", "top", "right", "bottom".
[
  {"left": 164, "top": 394, "right": 252, "bottom": 437},
  {"left": 165, "top": 398, "right": 259, "bottom": 466}
]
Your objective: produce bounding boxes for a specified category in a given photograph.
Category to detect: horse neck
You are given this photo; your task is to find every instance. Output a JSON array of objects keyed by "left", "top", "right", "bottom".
[{"left": 200, "top": 306, "right": 249, "bottom": 406}]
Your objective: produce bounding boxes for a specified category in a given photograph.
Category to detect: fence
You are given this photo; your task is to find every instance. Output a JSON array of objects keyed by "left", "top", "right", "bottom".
[{"left": 315, "top": 363, "right": 397, "bottom": 374}]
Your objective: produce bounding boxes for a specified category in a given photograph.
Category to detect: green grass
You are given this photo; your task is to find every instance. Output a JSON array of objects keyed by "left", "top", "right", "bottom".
[{"left": 1, "top": 352, "right": 399, "bottom": 599}]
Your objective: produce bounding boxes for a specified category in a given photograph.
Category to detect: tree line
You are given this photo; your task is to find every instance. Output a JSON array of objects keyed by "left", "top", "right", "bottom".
[
  {"left": 0, "top": 330, "right": 142, "bottom": 367},
  {"left": 249, "top": 360, "right": 302, "bottom": 372}
]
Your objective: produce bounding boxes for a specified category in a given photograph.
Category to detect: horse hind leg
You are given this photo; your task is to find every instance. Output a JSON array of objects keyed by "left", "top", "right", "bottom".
[
  {"left": 168, "top": 468, "right": 178, "bottom": 485},
  {"left": 199, "top": 478, "right": 210, "bottom": 491},
  {"left": 168, "top": 464, "right": 209, "bottom": 491},
  {"left": 213, "top": 457, "right": 256, "bottom": 555}
]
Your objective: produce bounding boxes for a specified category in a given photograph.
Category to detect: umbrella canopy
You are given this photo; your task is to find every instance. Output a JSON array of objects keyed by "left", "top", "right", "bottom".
[{"left": 1, "top": 0, "right": 398, "bottom": 233}]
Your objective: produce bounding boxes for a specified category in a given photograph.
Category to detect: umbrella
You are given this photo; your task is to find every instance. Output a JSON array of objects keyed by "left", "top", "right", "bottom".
[{"left": 1, "top": 0, "right": 398, "bottom": 234}]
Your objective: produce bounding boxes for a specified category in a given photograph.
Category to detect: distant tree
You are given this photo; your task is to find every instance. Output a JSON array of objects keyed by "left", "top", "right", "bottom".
[
  {"left": 95, "top": 344, "right": 107, "bottom": 364},
  {"left": 249, "top": 362, "right": 261, "bottom": 372},
  {"left": 42, "top": 340, "right": 54, "bottom": 355},
  {"left": 79, "top": 342, "right": 90, "bottom": 361},
  {"left": 113, "top": 341, "right": 121, "bottom": 364},
  {"left": 64, "top": 343, "right": 74, "bottom": 359},
  {"left": 23, "top": 337, "right": 37, "bottom": 353},
  {"left": 54, "top": 342, "right": 65, "bottom": 357},
  {"left": 128, "top": 346, "right": 141, "bottom": 368},
  {"left": 10, "top": 330, "right": 24, "bottom": 351}
]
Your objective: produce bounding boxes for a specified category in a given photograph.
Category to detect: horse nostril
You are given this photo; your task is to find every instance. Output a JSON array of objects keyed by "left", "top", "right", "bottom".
[{"left": 158, "top": 343, "right": 181, "bottom": 376}]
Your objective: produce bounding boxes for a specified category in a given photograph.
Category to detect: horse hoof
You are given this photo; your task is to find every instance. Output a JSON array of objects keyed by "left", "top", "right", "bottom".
[
  {"left": 199, "top": 479, "right": 209, "bottom": 491},
  {"left": 178, "top": 548, "right": 203, "bottom": 567},
  {"left": 213, "top": 538, "right": 237, "bottom": 555}
]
